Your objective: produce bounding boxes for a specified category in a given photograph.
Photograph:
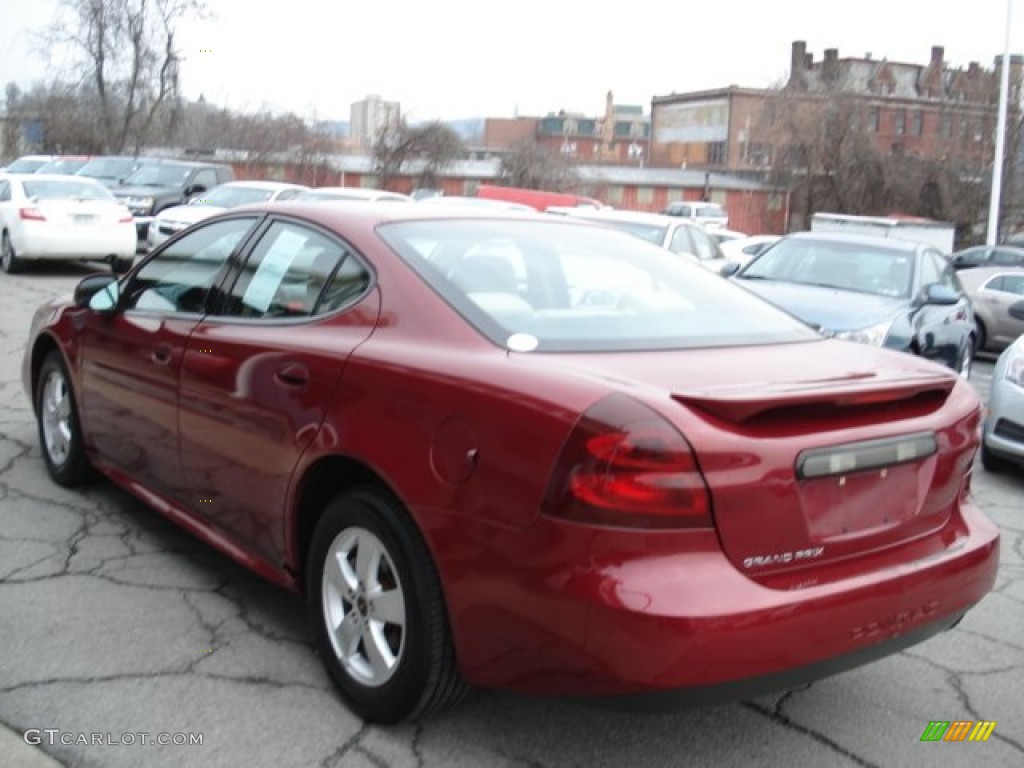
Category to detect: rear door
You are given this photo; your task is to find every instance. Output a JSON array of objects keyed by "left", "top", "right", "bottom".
[{"left": 177, "top": 217, "right": 379, "bottom": 562}]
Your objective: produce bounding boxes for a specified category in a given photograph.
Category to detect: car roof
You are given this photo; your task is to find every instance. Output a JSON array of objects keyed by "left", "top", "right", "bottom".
[
  {"left": 783, "top": 231, "right": 924, "bottom": 253},
  {"left": 218, "top": 180, "right": 307, "bottom": 190},
  {"left": 231, "top": 200, "right": 579, "bottom": 227}
]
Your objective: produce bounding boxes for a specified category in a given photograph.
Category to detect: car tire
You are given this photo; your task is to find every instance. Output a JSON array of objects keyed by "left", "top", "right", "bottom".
[
  {"left": 2, "top": 231, "right": 24, "bottom": 274},
  {"left": 307, "top": 486, "right": 466, "bottom": 723},
  {"left": 980, "top": 441, "right": 1012, "bottom": 473},
  {"left": 111, "top": 256, "right": 134, "bottom": 274},
  {"left": 974, "top": 320, "right": 987, "bottom": 355},
  {"left": 956, "top": 336, "right": 974, "bottom": 380},
  {"left": 36, "top": 350, "right": 92, "bottom": 487}
]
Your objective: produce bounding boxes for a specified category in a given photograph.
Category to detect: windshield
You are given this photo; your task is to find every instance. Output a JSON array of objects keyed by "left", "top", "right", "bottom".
[
  {"left": 740, "top": 238, "right": 914, "bottom": 298},
  {"left": 6, "top": 157, "right": 50, "bottom": 173},
  {"left": 35, "top": 158, "right": 89, "bottom": 175},
  {"left": 77, "top": 157, "right": 142, "bottom": 181},
  {"left": 378, "top": 219, "right": 818, "bottom": 352},
  {"left": 193, "top": 185, "right": 275, "bottom": 207},
  {"left": 123, "top": 163, "right": 192, "bottom": 187},
  {"left": 22, "top": 179, "right": 115, "bottom": 202}
]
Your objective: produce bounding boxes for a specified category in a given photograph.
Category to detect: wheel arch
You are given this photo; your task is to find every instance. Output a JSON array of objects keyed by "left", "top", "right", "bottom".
[
  {"left": 290, "top": 454, "right": 410, "bottom": 591},
  {"left": 27, "top": 334, "right": 64, "bottom": 411}
]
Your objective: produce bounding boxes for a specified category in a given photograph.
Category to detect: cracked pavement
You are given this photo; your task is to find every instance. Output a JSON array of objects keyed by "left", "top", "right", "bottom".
[{"left": 1, "top": 265, "right": 1022, "bottom": 768}]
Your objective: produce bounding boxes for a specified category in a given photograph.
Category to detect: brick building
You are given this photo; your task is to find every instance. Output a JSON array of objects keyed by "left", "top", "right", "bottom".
[{"left": 651, "top": 42, "right": 1023, "bottom": 178}]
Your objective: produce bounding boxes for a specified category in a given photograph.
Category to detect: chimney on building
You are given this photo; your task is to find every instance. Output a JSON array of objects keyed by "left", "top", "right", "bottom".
[
  {"left": 823, "top": 48, "right": 839, "bottom": 83},
  {"left": 790, "top": 40, "right": 808, "bottom": 88},
  {"left": 968, "top": 61, "right": 980, "bottom": 78},
  {"left": 931, "top": 46, "right": 944, "bottom": 68}
]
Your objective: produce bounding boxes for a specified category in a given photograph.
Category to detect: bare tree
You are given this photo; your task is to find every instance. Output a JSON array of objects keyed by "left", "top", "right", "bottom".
[
  {"left": 497, "top": 141, "right": 578, "bottom": 191},
  {"left": 371, "top": 120, "right": 464, "bottom": 189},
  {"left": 44, "top": 0, "right": 206, "bottom": 153}
]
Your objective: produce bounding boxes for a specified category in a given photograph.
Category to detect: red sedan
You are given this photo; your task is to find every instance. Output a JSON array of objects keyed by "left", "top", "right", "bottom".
[{"left": 22, "top": 203, "right": 999, "bottom": 723}]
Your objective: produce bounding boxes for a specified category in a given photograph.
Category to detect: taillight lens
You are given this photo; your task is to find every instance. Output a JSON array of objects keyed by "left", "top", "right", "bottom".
[
  {"left": 543, "top": 393, "right": 712, "bottom": 529},
  {"left": 19, "top": 207, "right": 46, "bottom": 221},
  {"left": 118, "top": 208, "right": 134, "bottom": 223}
]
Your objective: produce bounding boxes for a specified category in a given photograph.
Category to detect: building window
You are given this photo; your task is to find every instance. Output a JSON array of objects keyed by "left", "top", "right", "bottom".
[
  {"left": 665, "top": 188, "right": 684, "bottom": 203},
  {"left": 940, "top": 113, "right": 952, "bottom": 137},
  {"left": 912, "top": 111, "right": 923, "bottom": 136},
  {"left": 960, "top": 117, "right": 969, "bottom": 138},
  {"left": 606, "top": 186, "right": 623, "bottom": 205},
  {"left": 563, "top": 119, "right": 578, "bottom": 135},
  {"left": 746, "top": 142, "right": 773, "bottom": 166},
  {"left": 636, "top": 186, "right": 654, "bottom": 205},
  {"left": 869, "top": 109, "right": 880, "bottom": 132},
  {"left": 895, "top": 111, "right": 906, "bottom": 135},
  {"left": 708, "top": 141, "right": 726, "bottom": 165}
]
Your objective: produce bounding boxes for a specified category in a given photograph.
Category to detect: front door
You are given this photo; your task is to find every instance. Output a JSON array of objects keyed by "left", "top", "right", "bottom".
[{"left": 78, "top": 216, "right": 260, "bottom": 501}]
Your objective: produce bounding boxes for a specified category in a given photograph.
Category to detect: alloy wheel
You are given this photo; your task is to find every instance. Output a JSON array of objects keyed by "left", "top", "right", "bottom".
[
  {"left": 41, "top": 368, "right": 73, "bottom": 466},
  {"left": 321, "top": 526, "right": 407, "bottom": 688}
]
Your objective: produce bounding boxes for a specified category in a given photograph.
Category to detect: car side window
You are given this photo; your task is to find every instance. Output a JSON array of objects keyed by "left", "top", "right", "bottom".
[
  {"left": 275, "top": 189, "right": 303, "bottom": 201},
  {"left": 993, "top": 248, "right": 1024, "bottom": 266},
  {"left": 123, "top": 218, "right": 257, "bottom": 313},
  {"left": 220, "top": 220, "right": 370, "bottom": 319},
  {"left": 687, "top": 227, "right": 721, "bottom": 261},
  {"left": 917, "top": 252, "right": 943, "bottom": 292},
  {"left": 990, "top": 274, "right": 1024, "bottom": 295},
  {"left": 0, "top": 181, "right": 9, "bottom": 202},
  {"left": 191, "top": 169, "right": 219, "bottom": 192},
  {"left": 668, "top": 227, "right": 694, "bottom": 256}
]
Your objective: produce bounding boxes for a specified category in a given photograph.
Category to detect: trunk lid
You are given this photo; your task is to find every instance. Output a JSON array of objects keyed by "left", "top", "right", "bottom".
[{"left": 538, "top": 339, "right": 979, "bottom": 581}]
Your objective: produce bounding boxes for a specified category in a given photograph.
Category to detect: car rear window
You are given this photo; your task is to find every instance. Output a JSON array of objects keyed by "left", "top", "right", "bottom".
[
  {"left": 22, "top": 179, "right": 114, "bottom": 201},
  {"left": 378, "top": 219, "right": 818, "bottom": 352}
]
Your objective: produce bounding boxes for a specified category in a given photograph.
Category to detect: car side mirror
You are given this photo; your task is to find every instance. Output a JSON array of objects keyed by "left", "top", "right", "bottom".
[
  {"left": 75, "top": 274, "right": 121, "bottom": 312},
  {"left": 185, "top": 184, "right": 206, "bottom": 198},
  {"left": 924, "top": 283, "right": 959, "bottom": 306},
  {"left": 719, "top": 261, "right": 741, "bottom": 278},
  {"left": 1009, "top": 299, "right": 1024, "bottom": 321}
]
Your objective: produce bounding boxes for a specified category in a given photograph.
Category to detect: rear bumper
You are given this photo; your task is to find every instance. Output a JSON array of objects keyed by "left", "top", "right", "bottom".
[
  {"left": 439, "top": 498, "right": 999, "bottom": 700},
  {"left": 597, "top": 609, "right": 965, "bottom": 711},
  {"left": 17, "top": 227, "right": 136, "bottom": 260}
]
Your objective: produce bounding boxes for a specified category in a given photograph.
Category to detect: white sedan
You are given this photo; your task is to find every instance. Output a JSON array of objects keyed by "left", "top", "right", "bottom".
[
  {"left": 147, "top": 180, "right": 309, "bottom": 249},
  {"left": 0, "top": 173, "right": 137, "bottom": 274}
]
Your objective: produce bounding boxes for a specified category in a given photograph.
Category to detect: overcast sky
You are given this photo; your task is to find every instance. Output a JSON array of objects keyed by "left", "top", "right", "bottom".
[{"left": 0, "top": 0, "right": 1019, "bottom": 122}]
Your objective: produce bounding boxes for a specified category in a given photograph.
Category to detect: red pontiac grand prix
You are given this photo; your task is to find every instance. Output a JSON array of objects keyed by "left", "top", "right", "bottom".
[{"left": 22, "top": 203, "right": 999, "bottom": 723}]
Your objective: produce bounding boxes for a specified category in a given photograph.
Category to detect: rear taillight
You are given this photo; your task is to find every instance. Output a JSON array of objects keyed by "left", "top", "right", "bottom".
[
  {"left": 543, "top": 393, "right": 712, "bottom": 529},
  {"left": 118, "top": 207, "right": 133, "bottom": 223},
  {"left": 19, "top": 207, "right": 46, "bottom": 221}
]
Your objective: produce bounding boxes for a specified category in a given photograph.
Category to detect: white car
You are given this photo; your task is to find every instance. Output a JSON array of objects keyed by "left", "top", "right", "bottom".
[
  {"left": 297, "top": 187, "right": 413, "bottom": 203},
  {"left": 547, "top": 208, "right": 727, "bottom": 271},
  {"left": 147, "top": 180, "right": 309, "bottom": 249},
  {"left": 0, "top": 173, "right": 136, "bottom": 273},
  {"left": 662, "top": 200, "right": 730, "bottom": 229}
]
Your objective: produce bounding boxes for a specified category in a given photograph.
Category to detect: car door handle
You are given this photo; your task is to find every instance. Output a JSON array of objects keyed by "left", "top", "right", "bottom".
[
  {"left": 274, "top": 362, "right": 309, "bottom": 389},
  {"left": 151, "top": 343, "right": 173, "bottom": 366}
]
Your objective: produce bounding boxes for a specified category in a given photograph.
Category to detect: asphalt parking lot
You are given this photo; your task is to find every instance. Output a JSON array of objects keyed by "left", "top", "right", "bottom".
[{"left": 1, "top": 263, "right": 1022, "bottom": 768}]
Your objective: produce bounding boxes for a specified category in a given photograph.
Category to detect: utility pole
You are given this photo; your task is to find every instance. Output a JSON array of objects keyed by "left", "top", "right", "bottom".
[{"left": 987, "top": 0, "right": 1014, "bottom": 245}]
